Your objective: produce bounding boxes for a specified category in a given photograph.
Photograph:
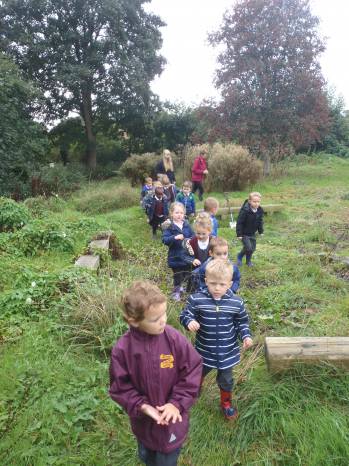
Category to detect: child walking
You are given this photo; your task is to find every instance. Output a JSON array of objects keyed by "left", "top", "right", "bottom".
[
  {"left": 180, "top": 259, "right": 253, "bottom": 420},
  {"left": 203, "top": 197, "right": 219, "bottom": 236},
  {"left": 175, "top": 181, "right": 196, "bottom": 217},
  {"left": 110, "top": 280, "right": 202, "bottom": 466},
  {"left": 185, "top": 212, "right": 213, "bottom": 267},
  {"left": 145, "top": 181, "right": 169, "bottom": 239},
  {"left": 192, "top": 237, "right": 240, "bottom": 293},
  {"left": 161, "top": 174, "right": 177, "bottom": 204},
  {"left": 236, "top": 192, "right": 264, "bottom": 266},
  {"left": 162, "top": 202, "right": 194, "bottom": 301}
]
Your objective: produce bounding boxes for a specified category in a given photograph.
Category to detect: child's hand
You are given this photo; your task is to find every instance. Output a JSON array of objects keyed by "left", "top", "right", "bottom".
[
  {"left": 203, "top": 169, "right": 208, "bottom": 175},
  {"left": 140, "top": 404, "right": 164, "bottom": 424},
  {"left": 192, "top": 258, "right": 201, "bottom": 267},
  {"left": 242, "top": 337, "right": 253, "bottom": 350},
  {"left": 237, "top": 236, "right": 242, "bottom": 240},
  {"left": 175, "top": 234, "right": 184, "bottom": 240},
  {"left": 187, "top": 320, "right": 200, "bottom": 332},
  {"left": 156, "top": 403, "right": 182, "bottom": 424}
]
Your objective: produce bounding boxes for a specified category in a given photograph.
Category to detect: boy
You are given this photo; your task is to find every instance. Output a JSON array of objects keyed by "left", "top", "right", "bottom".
[
  {"left": 192, "top": 237, "right": 240, "bottom": 293},
  {"left": 141, "top": 177, "right": 153, "bottom": 210},
  {"left": 175, "top": 181, "right": 196, "bottom": 217},
  {"left": 203, "top": 197, "right": 219, "bottom": 236},
  {"left": 180, "top": 260, "right": 252, "bottom": 420},
  {"left": 236, "top": 192, "right": 264, "bottom": 267},
  {"left": 145, "top": 181, "right": 169, "bottom": 238},
  {"left": 110, "top": 280, "right": 202, "bottom": 466}
]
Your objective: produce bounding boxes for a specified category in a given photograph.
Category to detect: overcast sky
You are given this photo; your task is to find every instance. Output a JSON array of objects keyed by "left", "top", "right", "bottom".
[{"left": 146, "top": 0, "right": 349, "bottom": 109}]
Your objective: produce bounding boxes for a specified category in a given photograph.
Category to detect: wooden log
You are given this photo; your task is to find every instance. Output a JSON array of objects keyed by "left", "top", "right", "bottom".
[
  {"left": 75, "top": 255, "right": 100, "bottom": 270},
  {"left": 217, "top": 204, "right": 282, "bottom": 218},
  {"left": 265, "top": 337, "right": 349, "bottom": 373}
]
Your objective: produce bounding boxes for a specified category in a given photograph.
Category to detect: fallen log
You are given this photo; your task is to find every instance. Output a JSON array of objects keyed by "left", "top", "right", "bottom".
[
  {"left": 216, "top": 204, "right": 282, "bottom": 218},
  {"left": 265, "top": 336, "right": 349, "bottom": 373}
]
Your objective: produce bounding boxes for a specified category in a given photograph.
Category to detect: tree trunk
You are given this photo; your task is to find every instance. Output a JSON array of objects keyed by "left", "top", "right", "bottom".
[
  {"left": 81, "top": 90, "right": 97, "bottom": 169},
  {"left": 263, "top": 151, "right": 271, "bottom": 176}
]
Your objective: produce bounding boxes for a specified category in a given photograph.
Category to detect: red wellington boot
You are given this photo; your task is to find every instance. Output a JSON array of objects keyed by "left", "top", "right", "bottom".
[{"left": 220, "top": 389, "right": 238, "bottom": 420}]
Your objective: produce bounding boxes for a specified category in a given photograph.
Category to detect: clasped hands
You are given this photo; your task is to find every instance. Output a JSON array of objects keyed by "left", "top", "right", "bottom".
[{"left": 141, "top": 403, "right": 182, "bottom": 426}]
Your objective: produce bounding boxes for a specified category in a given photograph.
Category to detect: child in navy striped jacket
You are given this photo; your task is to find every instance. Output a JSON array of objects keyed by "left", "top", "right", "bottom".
[{"left": 180, "top": 259, "right": 253, "bottom": 420}]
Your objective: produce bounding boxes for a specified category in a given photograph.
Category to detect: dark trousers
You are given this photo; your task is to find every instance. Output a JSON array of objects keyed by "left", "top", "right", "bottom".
[
  {"left": 192, "top": 181, "right": 204, "bottom": 200},
  {"left": 138, "top": 442, "right": 181, "bottom": 466},
  {"left": 149, "top": 215, "right": 164, "bottom": 235},
  {"left": 172, "top": 266, "right": 191, "bottom": 288},
  {"left": 202, "top": 366, "right": 234, "bottom": 392},
  {"left": 239, "top": 235, "right": 257, "bottom": 263}
]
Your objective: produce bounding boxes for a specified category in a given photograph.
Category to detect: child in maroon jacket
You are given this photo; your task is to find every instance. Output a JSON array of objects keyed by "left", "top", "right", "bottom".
[{"left": 109, "top": 280, "right": 202, "bottom": 466}]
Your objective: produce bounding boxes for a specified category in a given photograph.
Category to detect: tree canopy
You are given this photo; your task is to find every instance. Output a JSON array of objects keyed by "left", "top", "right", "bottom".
[
  {"left": 0, "top": 0, "right": 165, "bottom": 168},
  {"left": 209, "top": 0, "right": 330, "bottom": 172},
  {"left": 0, "top": 54, "right": 49, "bottom": 197}
]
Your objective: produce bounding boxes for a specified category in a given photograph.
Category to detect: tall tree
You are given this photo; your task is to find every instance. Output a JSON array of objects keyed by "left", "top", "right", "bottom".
[
  {"left": 0, "top": 0, "right": 165, "bottom": 168},
  {"left": 209, "top": 0, "right": 330, "bottom": 173},
  {"left": 0, "top": 54, "right": 49, "bottom": 197}
]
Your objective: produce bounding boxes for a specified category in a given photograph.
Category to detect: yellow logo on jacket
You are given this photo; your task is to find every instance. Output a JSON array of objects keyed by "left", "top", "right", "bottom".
[{"left": 160, "top": 354, "right": 174, "bottom": 368}]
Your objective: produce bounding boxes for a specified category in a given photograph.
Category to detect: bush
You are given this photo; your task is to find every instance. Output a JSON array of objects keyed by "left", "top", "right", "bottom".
[
  {"left": 119, "top": 152, "right": 160, "bottom": 186},
  {"left": 24, "top": 195, "right": 67, "bottom": 218},
  {"left": 183, "top": 143, "right": 263, "bottom": 191},
  {"left": 36, "top": 163, "right": 87, "bottom": 196},
  {"left": 0, "top": 197, "right": 31, "bottom": 232},
  {"left": 73, "top": 182, "right": 139, "bottom": 214}
]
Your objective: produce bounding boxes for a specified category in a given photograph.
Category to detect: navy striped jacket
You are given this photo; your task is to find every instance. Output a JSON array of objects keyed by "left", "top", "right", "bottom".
[{"left": 180, "top": 288, "right": 251, "bottom": 370}]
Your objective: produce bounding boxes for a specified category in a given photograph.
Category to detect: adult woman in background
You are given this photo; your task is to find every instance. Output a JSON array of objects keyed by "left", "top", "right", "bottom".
[{"left": 155, "top": 149, "right": 176, "bottom": 184}]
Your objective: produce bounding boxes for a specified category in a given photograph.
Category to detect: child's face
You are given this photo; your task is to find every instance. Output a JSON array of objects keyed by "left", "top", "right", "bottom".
[
  {"left": 132, "top": 301, "right": 167, "bottom": 335},
  {"left": 146, "top": 181, "right": 152, "bottom": 188},
  {"left": 155, "top": 186, "right": 164, "bottom": 197},
  {"left": 205, "top": 274, "right": 232, "bottom": 300},
  {"left": 195, "top": 226, "right": 211, "bottom": 242},
  {"left": 172, "top": 206, "right": 185, "bottom": 223},
  {"left": 211, "top": 245, "right": 229, "bottom": 260},
  {"left": 182, "top": 186, "right": 191, "bottom": 196},
  {"left": 249, "top": 196, "right": 261, "bottom": 210}
]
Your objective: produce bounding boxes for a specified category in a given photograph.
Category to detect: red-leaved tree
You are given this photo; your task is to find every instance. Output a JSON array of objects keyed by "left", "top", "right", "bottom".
[{"left": 208, "top": 0, "right": 330, "bottom": 173}]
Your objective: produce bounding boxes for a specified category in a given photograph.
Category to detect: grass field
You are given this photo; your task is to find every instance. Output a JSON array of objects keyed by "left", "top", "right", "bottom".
[{"left": 0, "top": 153, "right": 349, "bottom": 465}]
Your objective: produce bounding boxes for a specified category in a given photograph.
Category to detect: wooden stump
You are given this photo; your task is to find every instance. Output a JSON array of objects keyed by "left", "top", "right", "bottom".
[{"left": 265, "top": 337, "right": 349, "bottom": 373}]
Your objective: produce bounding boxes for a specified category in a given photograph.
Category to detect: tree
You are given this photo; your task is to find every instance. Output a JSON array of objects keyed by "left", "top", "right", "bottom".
[
  {"left": 0, "top": 0, "right": 165, "bottom": 168},
  {"left": 209, "top": 0, "right": 330, "bottom": 173},
  {"left": 0, "top": 54, "right": 49, "bottom": 197}
]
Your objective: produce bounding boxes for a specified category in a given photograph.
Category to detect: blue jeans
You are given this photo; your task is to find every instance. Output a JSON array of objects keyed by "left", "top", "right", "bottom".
[{"left": 138, "top": 442, "right": 181, "bottom": 466}]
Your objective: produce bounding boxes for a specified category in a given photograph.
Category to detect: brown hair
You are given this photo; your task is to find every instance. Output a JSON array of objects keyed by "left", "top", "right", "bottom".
[
  {"left": 205, "top": 259, "right": 232, "bottom": 281},
  {"left": 121, "top": 280, "right": 166, "bottom": 323},
  {"left": 169, "top": 201, "right": 185, "bottom": 217},
  {"left": 163, "top": 149, "right": 173, "bottom": 172},
  {"left": 161, "top": 174, "right": 170, "bottom": 186},
  {"left": 182, "top": 180, "right": 192, "bottom": 189},
  {"left": 204, "top": 197, "right": 219, "bottom": 213},
  {"left": 249, "top": 191, "right": 262, "bottom": 200},
  {"left": 208, "top": 236, "right": 228, "bottom": 253},
  {"left": 194, "top": 211, "right": 212, "bottom": 233}
]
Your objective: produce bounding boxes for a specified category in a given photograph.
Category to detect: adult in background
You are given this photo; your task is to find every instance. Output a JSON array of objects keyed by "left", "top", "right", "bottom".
[
  {"left": 191, "top": 149, "right": 208, "bottom": 201},
  {"left": 155, "top": 149, "right": 176, "bottom": 184}
]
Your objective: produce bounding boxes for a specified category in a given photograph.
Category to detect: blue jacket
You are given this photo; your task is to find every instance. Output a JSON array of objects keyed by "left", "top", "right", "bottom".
[
  {"left": 176, "top": 192, "right": 196, "bottom": 216},
  {"left": 210, "top": 214, "right": 219, "bottom": 237},
  {"left": 145, "top": 194, "right": 169, "bottom": 222},
  {"left": 162, "top": 220, "right": 194, "bottom": 268},
  {"left": 192, "top": 257, "right": 241, "bottom": 293},
  {"left": 180, "top": 288, "right": 251, "bottom": 370}
]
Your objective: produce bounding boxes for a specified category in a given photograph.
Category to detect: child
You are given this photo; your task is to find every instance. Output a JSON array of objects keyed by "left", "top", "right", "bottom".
[
  {"left": 192, "top": 237, "right": 240, "bottom": 293},
  {"left": 175, "top": 181, "right": 196, "bottom": 217},
  {"left": 191, "top": 150, "right": 208, "bottom": 201},
  {"left": 180, "top": 259, "right": 253, "bottom": 420},
  {"left": 236, "top": 192, "right": 264, "bottom": 267},
  {"left": 162, "top": 202, "right": 194, "bottom": 301},
  {"left": 161, "top": 174, "right": 177, "bottom": 204},
  {"left": 141, "top": 177, "right": 153, "bottom": 199},
  {"left": 145, "top": 181, "right": 169, "bottom": 238},
  {"left": 203, "top": 197, "right": 219, "bottom": 237},
  {"left": 185, "top": 212, "right": 213, "bottom": 267},
  {"left": 110, "top": 280, "right": 202, "bottom": 466}
]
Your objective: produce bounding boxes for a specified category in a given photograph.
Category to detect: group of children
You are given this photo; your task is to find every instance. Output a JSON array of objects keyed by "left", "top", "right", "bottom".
[{"left": 110, "top": 181, "right": 264, "bottom": 465}]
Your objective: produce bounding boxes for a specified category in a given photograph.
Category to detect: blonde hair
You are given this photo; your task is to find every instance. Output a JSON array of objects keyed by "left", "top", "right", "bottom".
[
  {"left": 194, "top": 211, "right": 212, "bottom": 233},
  {"left": 249, "top": 192, "right": 262, "bottom": 200},
  {"left": 204, "top": 197, "right": 219, "bottom": 213},
  {"left": 121, "top": 280, "right": 166, "bottom": 323},
  {"left": 182, "top": 180, "right": 192, "bottom": 189},
  {"left": 161, "top": 174, "right": 170, "bottom": 186},
  {"left": 163, "top": 149, "right": 173, "bottom": 172},
  {"left": 153, "top": 181, "right": 163, "bottom": 188},
  {"left": 208, "top": 236, "right": 228, "bottom": 254},
  {"left": 145, "top": 177, "right": 152, "bottom": 184},
  {"left": 169, "top": 201, "right": 185, "bottom": 218},
  {"left": 205, "top": 259, "right": 232, "bottom": 281}
]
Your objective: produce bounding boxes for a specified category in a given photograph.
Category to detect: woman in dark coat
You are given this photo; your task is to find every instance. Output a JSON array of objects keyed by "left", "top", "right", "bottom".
[{"left": 155, "top": 149, "right": 176, "bottom": 184}]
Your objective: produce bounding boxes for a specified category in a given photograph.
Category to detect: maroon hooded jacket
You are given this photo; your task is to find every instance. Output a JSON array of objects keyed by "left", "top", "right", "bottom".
[
  {"left": 109, "top": 325, "right": 202, "bottom": 453},
  {"left": 191, "top": 155, "right": 207, "bottom": 182}
]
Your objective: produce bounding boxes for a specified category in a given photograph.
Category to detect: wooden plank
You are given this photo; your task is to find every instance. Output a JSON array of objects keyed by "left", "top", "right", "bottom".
[
  {"left": 217, "top": 204, "right": 282, "bottom": 218},
  {"left": 75, "top": 255, "right": 100, "bottom": 270},
  {"left": 265, "top": 337, "right": 349, "bottom": 372},
  {"left": 89, "top": 239, "right": 109, "bottom": 251}
]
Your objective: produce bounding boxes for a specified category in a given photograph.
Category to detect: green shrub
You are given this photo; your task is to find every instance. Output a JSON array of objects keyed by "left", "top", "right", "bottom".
[
  {"left": 73, "top": 182, "right": 139, "bottom": 214},
  {"left": 24, "top": 195, "right": 67, "bottom": 217},
  {"left": 37, "top": 163, "right": 87, "bottom": 196},
  {"left": 119, "top": 152, "right": 160, "bottom": 185},
  {"left": 183, "top": 143, "right": 263, "bottom": 191},
  {"left": 0, "top": 197, "right": 31, "bottom": 232}
]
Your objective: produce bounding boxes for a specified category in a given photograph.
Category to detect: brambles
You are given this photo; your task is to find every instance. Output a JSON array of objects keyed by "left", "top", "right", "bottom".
[
  {"left": 0, "top": 197, "right": 31, "bottom": 232},
  {"left": 119, "top": 152, "right": 160, "bottom": 185}
]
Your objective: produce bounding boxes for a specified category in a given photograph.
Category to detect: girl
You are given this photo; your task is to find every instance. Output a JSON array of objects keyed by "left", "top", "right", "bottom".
[
  {"left": 161, "top": 174, "right": 177, "bottom": 204},
  {"left": 162, "top": 202, "right": 194, "bottom": 301},
  {"left": 186, "top": 212, "right": 213, "bottom": 267}
]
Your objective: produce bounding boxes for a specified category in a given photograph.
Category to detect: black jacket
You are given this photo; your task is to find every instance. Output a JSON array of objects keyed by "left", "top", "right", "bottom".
[{"left": 236, "top": 200, "right": 264, "bottom": 237}]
